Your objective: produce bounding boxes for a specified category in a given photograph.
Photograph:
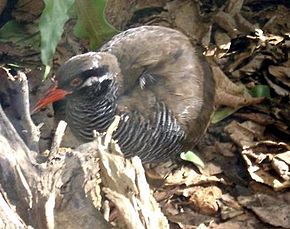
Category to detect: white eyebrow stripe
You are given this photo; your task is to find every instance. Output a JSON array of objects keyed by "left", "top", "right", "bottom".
[{"left": 81, "top": 73, "right": 113, "bottom": 88}]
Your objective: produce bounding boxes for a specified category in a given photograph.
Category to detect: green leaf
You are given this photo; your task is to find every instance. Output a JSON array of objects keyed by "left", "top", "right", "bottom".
[
  {"left": 74, "top": 0, "right": 118, "bottom": 49},
  {"left": 180, "top": 151, "right": 205, "bottom": 168},
  {"left": 39, "top": 0, "right": 75, "bottom": 75},
  {"left": 0, "top": 20, "right": 40, "bottom": 49},
  {"left": 211, "top": 107, "right": 238, "bottom": 124},
  {"left": 251, "top": 85, "right": 271, "bottom": 98},
  {"left": 43, "top": 65, "right": 52, "bottom": 79}
]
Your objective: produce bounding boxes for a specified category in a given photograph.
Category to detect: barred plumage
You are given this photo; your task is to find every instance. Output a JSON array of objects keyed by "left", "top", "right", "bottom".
[{"left": 34, "top": 26, "right": 215, "bottom": 163}]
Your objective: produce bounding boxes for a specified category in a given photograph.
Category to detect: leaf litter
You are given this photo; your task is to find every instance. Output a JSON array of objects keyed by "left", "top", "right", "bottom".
[{"left": 0, "top": 0, "right": 290, "bottom": 228}]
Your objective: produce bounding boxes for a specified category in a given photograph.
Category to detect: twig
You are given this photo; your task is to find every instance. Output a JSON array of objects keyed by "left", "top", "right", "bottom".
[
  {"left": 12, "top": 71, "right": 41, "bottom": 152},
  {"left": 49, "top": 120, "right": 67, "bottom": 158},
  {"left": 104, "top": 115, "right": 120, "bottom": 147},
  {"left": 103, "top": 200, "right": 110, "bottom": 222}
]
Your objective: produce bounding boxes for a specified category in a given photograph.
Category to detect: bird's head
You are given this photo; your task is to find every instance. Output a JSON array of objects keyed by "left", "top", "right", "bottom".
[{"left": 33, "top": 52, "right": 120, "bottom": 113}]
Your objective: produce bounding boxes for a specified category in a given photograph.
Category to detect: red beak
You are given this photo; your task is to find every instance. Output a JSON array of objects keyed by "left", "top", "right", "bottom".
[{"left": 32, "top": 85, "right": 70, "bottom": 114}]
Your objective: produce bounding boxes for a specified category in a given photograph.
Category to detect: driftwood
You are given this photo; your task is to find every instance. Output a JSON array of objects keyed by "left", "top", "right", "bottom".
[{"left": 0, "top": 71, "right": 168, "bottom": 229}]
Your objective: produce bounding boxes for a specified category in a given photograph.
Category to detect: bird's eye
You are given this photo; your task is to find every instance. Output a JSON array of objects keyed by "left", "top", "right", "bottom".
[{"left": 70, "top": 78, "right": 82, "bottom": 87}]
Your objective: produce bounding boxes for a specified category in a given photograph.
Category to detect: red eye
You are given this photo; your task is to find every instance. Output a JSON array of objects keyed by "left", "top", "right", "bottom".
[{"left": 70, "top": 78, "right": 82, "bottom": 87}]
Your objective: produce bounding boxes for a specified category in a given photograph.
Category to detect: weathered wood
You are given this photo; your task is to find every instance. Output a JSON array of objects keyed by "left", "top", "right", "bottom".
[{"left": 0, "top": 71, "right": 168, "bottom": 229}]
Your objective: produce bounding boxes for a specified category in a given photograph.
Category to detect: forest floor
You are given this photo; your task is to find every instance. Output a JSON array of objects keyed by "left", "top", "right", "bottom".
[{"left": 0, "top": 0, "right": 290, "bottom": 228}]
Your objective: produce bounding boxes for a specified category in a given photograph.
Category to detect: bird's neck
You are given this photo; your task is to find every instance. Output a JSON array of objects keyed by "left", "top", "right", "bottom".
[{"left": 65, "top": 81, "right": 118, "bottom": 141}]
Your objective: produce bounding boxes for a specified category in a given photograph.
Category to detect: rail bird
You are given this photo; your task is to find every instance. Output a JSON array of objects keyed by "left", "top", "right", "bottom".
[{"left": 34, "top": 26, "right": 215, "bottom": 163}]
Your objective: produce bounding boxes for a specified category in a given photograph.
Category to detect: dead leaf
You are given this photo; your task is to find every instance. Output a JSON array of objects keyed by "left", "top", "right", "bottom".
[
  {"left": 234, "top": 13, "right": 255, "bottom": 34},
  {"left": 214, "top": 11, "right": 239, "bottom": 38},
  {"left": 165, "top": 166, "right": 225, "bottom": 186},
  {"left": 186, "top": 186, "right": 223, "bottom": 215},
  {"left": 204, "top": 163, "right": 223, "bottom": 176},
  {"left": 224, "top": 120, "right": 265, "bottom": 148},
  {"left": 268, "top": 59, "right": 290, "bottom": 95},
  {"left": 12, "top": 0, "right": 44, "bottom": 22},
  {"left": 241, "top": 141, "right": 290, "bottom": 190},
  {"left": 213, "top": 66, "right": 264, "bottom": 108},
  {"left": 210, "top": 213, "right": 265, "bottom": 229},
  {"left": 214, "top": 31, "right": 231, "bottom": 50},
  {"left": 261, "top": 5, "right": 290, "bottom": 34},
  {"left": 236, "top": 112, "right": 276, "bottom": 126},
  {"left": 238, "top": 193, "right": 290, "bottom": 228},
  {"left": 215, "top": 142, "right": 236, "bottom": 157},
  {"left": 232, "top": 53, "right": 266, "bottom": 76},
  {"left": 225, "top": 0, "right": 244, "bottom": 15},
  {"left": 167, "top": 211, "right": 212, "bottom": 228},
  {"left": 272, "top": 151, "right": 290, "bottom": 180},
  {"left": 219, "top": 194, "right": 244, "bottom": 220}
]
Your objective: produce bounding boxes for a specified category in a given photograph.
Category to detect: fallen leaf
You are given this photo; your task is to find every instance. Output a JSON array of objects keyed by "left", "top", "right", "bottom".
[
  {"left": 219, "top": 194, "right": 244, "bottom": 220},
  {"left": 165, "top": 166, "right": 225, "bottom": 186},
  {"left": 224, "top": 120, "right": 265, "bottom": 148},
  {"left": 238, "top": 193, "right": 290, "bottom": 228},
  {"left": 213, "top": 66, "right": 264, "bottom": 108},
  {"left": 211, "top": 107, "right": 238, "bottom": 124},
  {"left": 180, "top": 186, "right": 223, "bottom": 215},
  {"left": 251, "top": 85, "right": 271, "bottom": 98},
  {"left": 180, "top": 151, "right": 205, "bottom": 169},
  {"left": 241, "top": 141, "right": 290, "bottom": 190}
]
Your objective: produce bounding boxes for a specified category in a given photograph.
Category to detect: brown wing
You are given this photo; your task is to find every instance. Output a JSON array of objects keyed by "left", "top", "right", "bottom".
[{"left": 100, "top": 26, "right": 215, "bottom": 145}]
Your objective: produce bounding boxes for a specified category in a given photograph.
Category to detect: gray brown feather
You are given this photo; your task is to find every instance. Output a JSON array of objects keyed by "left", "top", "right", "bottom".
[{"left": 55, "top": 26, "right": 215, "bottom": 163}]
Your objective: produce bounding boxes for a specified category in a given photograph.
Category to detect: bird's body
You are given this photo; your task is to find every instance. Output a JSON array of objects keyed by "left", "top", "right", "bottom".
[{"left": 35, "top": 26, "right": 215, "bottom": 163}]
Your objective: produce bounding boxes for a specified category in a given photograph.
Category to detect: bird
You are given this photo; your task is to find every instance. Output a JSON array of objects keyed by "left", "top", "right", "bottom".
[{"left": 33, "top": 26, "right": 215, "bottom": 163}]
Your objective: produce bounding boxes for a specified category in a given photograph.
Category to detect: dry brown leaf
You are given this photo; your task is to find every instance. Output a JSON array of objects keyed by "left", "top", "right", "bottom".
[
  {"left": 219, "top": 194, "right": 244, "bottom": 220},
  {"left": 238, "top": 193, "right": 290, "bottom": 228},
  {"left": 265, "top": 76, "right": 289, "bottom": 96},
  {"left": 211, "top": 221, "right": 243, "bottom": 229},
  {"left": 213, "top": 66, "right": 244, "bottom": 94},
  {"left": 204, "top": 163, "right": 223, "bottom": 176},
  {"left": 167, "top": 211, "right": 212, "bottom": 228},
  {"left": 234, "top": 104, "right": 290, "bottom": 142},
  {"left": 236, "top": 112, "right": 276, "bottom": 126},
  {"left": 165, "top": 166, "right": 225, "bottom": 186},
  {"left": 210, "top": 213, "right": 267, "bottom": 229},
  {"left": 201, "top": 141, "right": 237, "bottom": 159},
  {"left": 227, "top": 46, "right": 256, "bottom": 74},
  {"left": 214, "top": 11, "right": 239, "bottom": 38},
  {"left": 225, "top": 0, "right": 244, "bottom": 15},
  {"left": 214, "top": 142, "right": 236, "bottom": 157},
  {"left": 214, "top": 31, "right": 231, "bottom": 50},
  {"left": 276, "top": 151, "right": 290, "bottom": 163},
  {"left": 213, "top": 66, "right": 264, "bottom": 108},
  {"left": 261, "top": 5, "right": 290, "bottom": 34},
  {"left": 187, "top": 186, "right": 223, "bottom": 215},
  {"left": 232, "top": 53, "right": 266, "bottom": 76},
  {"left": 268, "top": 59, "right": 290, "bottom": 95},
  {"left": 272, "top": 151, "right": 290, "bottom": 180},
  {"left": 241, "top": 141, "right": 290, "bottom": 190},
  {"left": 144, "top": 161, "right": 178, "bottom": 187},
  {"left": 12, "top": 0, "right": 44, "bottom": 22},
  {"left": 225, "top": 29, "right": 287, "bottom": 82},
  {"left": 224, "top": 120, "right": 265, "bottom": 148},
  {"left": 234, "top": 13, "right": 255, "bottom": 34}
]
